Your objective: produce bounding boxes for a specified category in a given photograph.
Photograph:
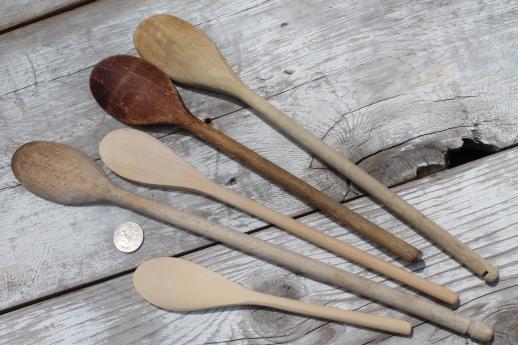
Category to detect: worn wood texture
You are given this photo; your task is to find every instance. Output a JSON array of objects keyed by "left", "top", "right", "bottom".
[
  {"left": 2, "top": 1, "right": 518, "bottom": 343},
  {"left": 0, "top": 148, "right": 517, "bottom": 344},
  {"left": 0, "top": 0, "right": 88, "bottom": 32},
  {"left": 2, "top": 0, "right": 518, "bottom": 314}
]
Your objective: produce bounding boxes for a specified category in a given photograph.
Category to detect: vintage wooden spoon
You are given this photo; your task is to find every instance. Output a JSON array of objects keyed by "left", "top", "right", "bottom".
[
  {"left": 10, "top": 141, "right": 492, "bottom": 342},
  {"left": 133, "top": 14, "right": 498, "bottom": 283},
  {"left": 101, "top": 128, "right": 458, "bottom": 305},
  {"left": 90, "top": 55, "right": 421, "bottom": 263},
  {"left": 133, "top": 257, "right": 412, "bottom": 335}
]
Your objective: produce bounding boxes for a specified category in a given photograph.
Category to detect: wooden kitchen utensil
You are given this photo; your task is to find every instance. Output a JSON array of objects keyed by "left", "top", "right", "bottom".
[
  {"left": 133, "top": 14, "right": 498, "bottom": 283},
  {"left": 133, "top": 257, "right": 412, "bottom": 335},
  {"left": 11, "top": 141, "right": 493, "bottom": 341},
  {"left": 101, "top": 128, "right": 458, "bottom": 305},
  {"left": 90, "top": 55, "right": 421, "bottom": 263}
]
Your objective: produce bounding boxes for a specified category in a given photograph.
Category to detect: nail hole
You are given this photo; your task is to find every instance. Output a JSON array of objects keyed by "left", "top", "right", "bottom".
[
  {"left": 226, "top": 177, "right": 237, "bottom": 186},
  {"left": 280, "top": 22, "right": 288, "bottom": 27},
  {"left": 284, "top": 69, "right": 294, "bottom": 75}
]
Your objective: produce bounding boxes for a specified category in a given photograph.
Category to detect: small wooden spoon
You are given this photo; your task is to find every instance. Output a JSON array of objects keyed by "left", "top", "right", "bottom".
[
  {"left": 10, "top": 141, "right": 493, "bottom": 342},
  {"left": 133, "top": 14, "right": 498, "bottom": 283},
  {"left": 89, "top": 55, "right": 421, "bottom": 263},
  {"left": 101, "top": 128, "right": 458, "bottom": 305},
  {"left": 133, "top": 257, "right": 412, "bottom": 335}
]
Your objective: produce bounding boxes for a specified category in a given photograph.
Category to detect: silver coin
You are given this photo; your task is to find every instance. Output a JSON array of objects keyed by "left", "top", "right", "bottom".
[{"left": 113, "top": 222, "right": 144, "bottom": 253}]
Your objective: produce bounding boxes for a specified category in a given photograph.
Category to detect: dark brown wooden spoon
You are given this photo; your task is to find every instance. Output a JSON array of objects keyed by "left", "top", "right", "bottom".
[{"left": 89, "top": 55, "right": 421, "bottom": 262}]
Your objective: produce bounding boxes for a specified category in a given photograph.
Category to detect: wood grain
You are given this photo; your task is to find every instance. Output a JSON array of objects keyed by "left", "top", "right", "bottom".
[
  {"left": 2, "top": 0, "right": 518, "bottom": 188},
  {"left": 1, "top": 0, "right": 518, "bottom": 341},
  {"left": 0, "top": 0, "right": 89, "bottom": 32},
  {"left": 0, "top": 148, "right": 516, "bottom": 344}
]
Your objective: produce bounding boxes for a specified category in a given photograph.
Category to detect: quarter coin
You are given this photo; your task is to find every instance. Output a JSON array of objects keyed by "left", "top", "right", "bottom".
[{"left": 114, "top": 222, "right": 144, "bottom": 253}]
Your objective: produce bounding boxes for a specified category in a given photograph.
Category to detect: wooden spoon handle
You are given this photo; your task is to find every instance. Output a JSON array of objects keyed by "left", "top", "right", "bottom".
[
  {"left": 235, "top": 86, "right": 498, "bottom": 283},
  {"left": 250, "top": 291, "right": 411, "bottom": 335},
  {"left": 189, "top": 119, "right": 421, "bottom": 262},
  {"left": 108, "top": 187, "right": 492, "bottom": 342},
  {"left": 209, "top": 183, "right": 457, "bottom": 304}
]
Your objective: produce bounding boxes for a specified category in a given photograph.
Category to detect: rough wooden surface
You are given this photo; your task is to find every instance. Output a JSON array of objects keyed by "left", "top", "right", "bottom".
[
  {"left": 1, "top": 148, "right": 517, "bottom": 344},
  {"left": 0, "top": 0, "right": 89, "bottom": 32},
  {"left": 1, "top": 0, "right": 518, "bottom": 343}
]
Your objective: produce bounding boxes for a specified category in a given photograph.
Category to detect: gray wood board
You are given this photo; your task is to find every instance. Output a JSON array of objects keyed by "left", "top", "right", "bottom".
[
  {"left": 2, "top": 0, "right": 518, "bottom": 188},
  {"left": 2, "top": 0, "right": 518, "bottom": 312},
  {"left": 0, "top": 148, "right": 516, "bottom": 344},
  {"left": 0, "top": 0, "right": 88, "bottom": 32}
]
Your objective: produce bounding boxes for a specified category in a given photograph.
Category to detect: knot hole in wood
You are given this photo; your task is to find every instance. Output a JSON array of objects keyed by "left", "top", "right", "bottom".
[
  {"left": 245, "top": 271, "right": 318, "bottom": 341},
  {"left": 482, "top": 304, "right": 518, "bottom": 345}
]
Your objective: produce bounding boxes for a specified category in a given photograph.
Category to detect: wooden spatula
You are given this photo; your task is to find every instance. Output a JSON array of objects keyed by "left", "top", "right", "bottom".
[
  {"left": 133, "top": 14, "right": 498, "bottom": 283},
  {"left": 100, "top": 128, "right": 458, "bottom": 305},
  {"left": 133, "top": 257, "right": 412, "bottom": 335}
]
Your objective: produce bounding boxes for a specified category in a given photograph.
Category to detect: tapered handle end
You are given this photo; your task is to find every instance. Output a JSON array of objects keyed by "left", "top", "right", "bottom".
[
  {"left": 484, "top": 267, "right": 499, "bottom": 283},
  {"left": 467, "top": 320, "right": 493, "bottom": 343}
]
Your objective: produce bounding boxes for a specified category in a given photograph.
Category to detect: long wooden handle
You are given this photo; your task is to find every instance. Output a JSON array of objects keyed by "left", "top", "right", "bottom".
[
  {"left": 236, "top": 86, "right": 498, "bottom": 283},
  {"left": 250, "top": 291, "right": 412, "bottom": 335},
  {"left": 108, "top": 187, "right": 492, "bottom": 342},
  {"left": 208, "top": 183, "right": 457, "bottom": 304},
  {"left": 187, "top": 119, "right": 421, "bottom": 262}
]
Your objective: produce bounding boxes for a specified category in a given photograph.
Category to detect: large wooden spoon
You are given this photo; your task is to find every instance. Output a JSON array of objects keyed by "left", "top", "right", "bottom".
[
  {"left": 101, "top": 128, "right": 458, "bottom": 305},
  {"left": 10, "top": 141, "right": 492, "bottom": 342},
  {"left": 90, "top": 55, "right": 421, "bottom": 263},
  {"left": 133, "top": 257, "right": 412, "bottom": 335},
  {"left": 133, "top": 14, "right": 498, "bottom": 283}
]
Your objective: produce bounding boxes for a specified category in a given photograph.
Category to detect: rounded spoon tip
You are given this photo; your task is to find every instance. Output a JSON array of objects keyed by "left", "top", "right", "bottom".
[
  {"left": 11, "top": 141, "right": 112, "bottom": 205},
  {"left": 90, "top": 55, "right": 194, "bottom": 128}
]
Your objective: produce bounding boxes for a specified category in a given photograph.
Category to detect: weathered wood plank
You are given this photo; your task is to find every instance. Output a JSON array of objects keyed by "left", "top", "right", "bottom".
[
  {"left": 0, "top": 149, "right": 516, "bottom": 344},
  {"left": 0, "top": 1, "right": 89, "bottom": 32},
  {"left": 2, "top": 0, "right": 518, "bottom": 186},
  {"left": 2, "top": 0, "right": 518, "bottom": 312}
]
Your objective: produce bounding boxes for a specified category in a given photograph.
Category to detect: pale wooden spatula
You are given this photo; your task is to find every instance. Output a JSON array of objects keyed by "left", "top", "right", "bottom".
[
  {"left": 133, "top": 14, "right": 498, "bottom": 283},
  {"left": 133, "top": 257, "right": 412, "bottom": 335},
  {"left": 100, "top": 128, "right": 458, "bottom": 305}
]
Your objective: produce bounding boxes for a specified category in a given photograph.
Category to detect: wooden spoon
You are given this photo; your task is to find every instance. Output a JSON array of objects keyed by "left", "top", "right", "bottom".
[
  {"left": 101, "top": 128, "right": 458, "bottom": 305},
  {"left": 89, "top": 55, "right": 421, "bottom": 263},
  {"left": 10, "top": 141, "right": 493, "bottom": 342},
  {"left": 133, "top": 14, "right": 498, "bottom": 283},
  {"left": 133, "top": 257, "right": 412, "bottom": 335}
]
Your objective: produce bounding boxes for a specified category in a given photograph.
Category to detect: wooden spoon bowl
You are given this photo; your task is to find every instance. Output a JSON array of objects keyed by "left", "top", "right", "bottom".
[
  {"left": 11, "top": 141, "right": 112, "bottom": 205},
  {"left": 90, "top": 55, "right": 192, "bottom": 128}
]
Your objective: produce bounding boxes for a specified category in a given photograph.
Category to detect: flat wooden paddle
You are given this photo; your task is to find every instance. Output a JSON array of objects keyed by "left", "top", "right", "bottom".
[
  {"left": 133, "top": 14, "right": 498, "bottom": 283},
  {"left": 89, "top": 55, "right": 421, "bottom": 263},
  {"left": 101, "top": 128, "right": 458, "bottom": 305},
  {"left": 133, "top": 257, "right": 412, "bottom": 335},
  {"left": 10, "top": 141, "right": 493, "bottom": 342}
]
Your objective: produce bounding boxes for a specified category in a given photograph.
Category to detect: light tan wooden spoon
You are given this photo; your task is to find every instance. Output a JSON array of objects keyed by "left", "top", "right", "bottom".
[
  {"left": 133, "top": 257, "right": 412, "bottom": 335},
  {"left": 100, "top": 128, "right": 458, "bottom": 305},
  {"left": 133, "top": 14, "right": 498, "bottom": 283},
  {"left": 10, "top": 141, "right": 493, "bottom": 342}
]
